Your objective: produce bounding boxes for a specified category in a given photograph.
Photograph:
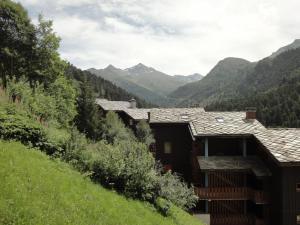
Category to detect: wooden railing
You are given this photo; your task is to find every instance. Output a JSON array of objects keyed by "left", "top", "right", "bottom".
[
  {"left": 195, "top": 187, "right": 269, "bottom": 204},
  {"left": 210, "top": 214, "right": 267, "bottom": 225}
]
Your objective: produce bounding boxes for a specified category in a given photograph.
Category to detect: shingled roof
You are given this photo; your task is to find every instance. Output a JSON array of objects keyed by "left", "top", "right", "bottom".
[
  {"left": 96, "top": 98, "right": 130, "bottom": 111},
  {"left": 149, "top": 109, "right": 266, "bottom": 136},
  {"left": 149, "top": 109, "right": 300, "bottom": 164}
]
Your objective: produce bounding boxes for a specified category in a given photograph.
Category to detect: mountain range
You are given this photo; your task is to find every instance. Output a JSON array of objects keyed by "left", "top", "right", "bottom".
[
  {"left": 86, "top": 39, "right": 300, "bottom": 127},
  {"left": 170, "top": 39, "right": 300, "bottom": 107},
  {"left": 87, "top": 64, "right": 202, "bottom": 106}
]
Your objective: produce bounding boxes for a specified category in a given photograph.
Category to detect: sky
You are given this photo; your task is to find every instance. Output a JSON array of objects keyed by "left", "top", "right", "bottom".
[{"left": 18, "top": 0, "right": 300, "bottom": 75}]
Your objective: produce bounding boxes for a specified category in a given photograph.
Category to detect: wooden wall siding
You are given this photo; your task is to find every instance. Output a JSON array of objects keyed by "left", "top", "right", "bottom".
[
  {"left": 281, "top": 167, "right": 300, "bottom": 225},
  {"left": 150, "top": 123, "right": 193, "bottom": 182}
]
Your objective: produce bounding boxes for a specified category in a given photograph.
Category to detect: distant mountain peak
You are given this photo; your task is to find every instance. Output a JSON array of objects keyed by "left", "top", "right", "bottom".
[
  {"left": 125, "top": 63, "right": 156, "bottom": 74},
  {"left": 105, "top": 64, "right": 117, "bottom": 70}
]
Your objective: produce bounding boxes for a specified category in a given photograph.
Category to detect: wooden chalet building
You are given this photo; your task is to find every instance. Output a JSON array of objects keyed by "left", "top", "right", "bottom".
[
  {"left": 95, "top": 98, "right": 150, "bottom": 129},
  {"left": 149, "top": 108, "right": 300, "bottom": 225},
  {"left": 96, "top": 99, "right": 300, "bottom": 225}
]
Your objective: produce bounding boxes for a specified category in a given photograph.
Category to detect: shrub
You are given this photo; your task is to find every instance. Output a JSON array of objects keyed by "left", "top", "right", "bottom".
[
  {"left": 0, "top": 104, "right": 64, "bottom": 154},
  {"left": 136, "top": 120, "right": 154, "bottom": 147},
  {"left": 101, "top": 111, "right": 136, "bottom": 144},
  {"left": 85, "top": 140, "right": 159, "bottom": 201},
  {"left": 158, "top": 171, "right": 198, "bottom": 210}
]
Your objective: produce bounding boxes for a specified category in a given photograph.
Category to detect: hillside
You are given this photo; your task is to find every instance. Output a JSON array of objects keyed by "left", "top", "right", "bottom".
[
  {"left": 0, "top": 141, "right": 204, "bottom": 225},
  {"left": 87, "top": 64, "right": 200, "bottom": 106},
  {"left": 170, "top": 57, "right": 253, "bottom": 106},
  {"left": 173, "top": 73, "right": 203, "bottom": 83}
]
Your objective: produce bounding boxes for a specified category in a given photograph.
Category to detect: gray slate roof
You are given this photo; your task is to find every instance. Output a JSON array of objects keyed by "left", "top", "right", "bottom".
[
  {"left": 123, "top": 108, "right": 150, "bottom": 120},
  {"left": 197, "top": 156, "right": 271, "bottom": 177},
  {"left": 149, "top": 109, "right": 300, "bottom": 163},
  {"left": 96, "top": 98, "right": 130, "bottom": 111},
  {"left": 149, "top": 109, "right": 266, "bottom": 136}
]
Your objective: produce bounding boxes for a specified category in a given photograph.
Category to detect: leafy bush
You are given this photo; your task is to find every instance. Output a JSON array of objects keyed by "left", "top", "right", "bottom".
[
  {"left": 158, "top": 171, "right": 198, "bottom": 210},
  {"left": 0, "top": 104, "right": 64, "bottom": 154},
  {"left": 85, "top": 140, "right": 159, "bottom": 201},
  {"left": 136, "top": 120, "right": 154, "bottom": 147},
  {"left": 101, "top": 111, "right": 136, "bottom": 144}
]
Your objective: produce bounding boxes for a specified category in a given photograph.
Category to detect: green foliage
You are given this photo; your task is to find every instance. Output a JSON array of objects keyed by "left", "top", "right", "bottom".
[
  {"left": 158, "top": 172, "right": 198, "bottom": 211},
  {"left": 0, "top": 141, "right": 204, "bottom": 225},
  {"left": 101, "top": 111, "right": 136, "bottom": 144},
  {"left": 86, "top": 140, "right": 158, "bottom": 201},
  {"left": 0, "top": 0, "right": 36, "bottom": 85},
  {"left": 0, "top": 104, "right": 63, "bottom": 154},
  {"left": 136, "top": 120, "right": 155, "bottom": 147},
  {"left": 34, "top": 15, "right": 65, "bottom": 85},
  {"left": 48, "top": 76, "right": 77, "bottom": 126},
  {"left": 74, "top": 79, "right": 102, "bottom": 140}
]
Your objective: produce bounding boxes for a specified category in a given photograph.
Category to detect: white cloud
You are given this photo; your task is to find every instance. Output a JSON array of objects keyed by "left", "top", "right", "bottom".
[{"left": 18, "top": 0, "right": 300, "bottom": 75}]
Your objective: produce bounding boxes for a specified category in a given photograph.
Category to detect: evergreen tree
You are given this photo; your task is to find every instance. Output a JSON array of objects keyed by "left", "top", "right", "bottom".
[{"left": 75, "top": 79, "right": 102, "bottom": 140}]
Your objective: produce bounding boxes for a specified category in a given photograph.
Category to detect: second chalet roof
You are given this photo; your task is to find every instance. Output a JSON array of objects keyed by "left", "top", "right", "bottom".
[
  {"left": 123, "top": 108, "right": 150, "bottom": 120},
  {"left": 96, "top": 98, "right": 130, "bottom": 111},
  {"left": 197, "top": 156, "right": 271, "bottom": 177},
  {"left": 149, "top": 108, "right": 205, "bottom": 123},
  {"left": 149, "top": 109, "right": 266, "bottom": 136}
]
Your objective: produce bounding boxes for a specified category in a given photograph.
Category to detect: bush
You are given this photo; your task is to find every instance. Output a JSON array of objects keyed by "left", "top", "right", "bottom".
[
  {"left": 0, "top": 104, "right": 64, "bottom": 154},
  {"left": 136, "top": 120, "right": 154, "bottom": 147},
  {"left": 85, "top": 140, "right": 159, "bottom": 201},
  {"left": 158, "top": 171, "right": 198, "bottom": 210},
  {"left": 101, "top": 111, "right": 136, "bottom": 144}
]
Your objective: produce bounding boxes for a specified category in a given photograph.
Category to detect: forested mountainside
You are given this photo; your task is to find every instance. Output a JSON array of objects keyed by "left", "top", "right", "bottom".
[
  {"left": 206, "top": 70, "right": 300, "bottom": 127},
  {"left": 88, "top": 64, "right": 202, "bottom": 106},
  {"left": 65, "top": 65, "right": 153, "bottom": 108},
  {"left": 170, "top": 57, "right": 253, "bottom": 106},
  {"left": 205, "top": 47, "right": 300, "bottom": 127}
]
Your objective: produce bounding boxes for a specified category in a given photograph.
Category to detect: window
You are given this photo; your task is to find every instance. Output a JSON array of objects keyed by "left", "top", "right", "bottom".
[
  {"left": 215, "top": 117, "right": 224, "bottom": 123},
  {"left": 164, "top": 142, "right": 172, "bottom": 154},
  {"left": 180, "top": 114, "right": 189, "bottom": 120},
  {"left": 297, "top": 215, "right": 300, "bottom": 224},
  {"left": 296, "top": 183, "right": 300, "bottom": 192}
]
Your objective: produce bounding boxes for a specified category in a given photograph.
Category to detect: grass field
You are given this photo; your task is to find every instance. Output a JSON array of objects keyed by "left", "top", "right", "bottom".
[{"left": 0, "top": 141, "right": 204, "bottom": 225}]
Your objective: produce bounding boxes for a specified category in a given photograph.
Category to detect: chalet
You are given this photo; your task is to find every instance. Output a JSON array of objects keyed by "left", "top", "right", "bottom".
[
  {"left": 95, "top": 98, "right": 149, "bottom": 129},
  {"left": 95, "top": 99, "right": 300, "bottom": 225},
  {"left": 149, "top": 108, "right": 300, "bottom": 225}
]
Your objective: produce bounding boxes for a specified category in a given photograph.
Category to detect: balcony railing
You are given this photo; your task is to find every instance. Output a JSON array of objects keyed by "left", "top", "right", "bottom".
[
  {"left": 195, "top": 187, "right": 269, "bottom": 204},
  {"left": 210, "top": 214, "right": 267, "bottom": 225}
]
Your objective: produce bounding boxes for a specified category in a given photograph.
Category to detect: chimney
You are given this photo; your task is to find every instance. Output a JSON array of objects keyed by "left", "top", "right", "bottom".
[
  {"left": 245, "top": 107, "right": 256, "bottom": 120},
  {"left": 129, "top": 98, "right": 136, "bottom": 109}
]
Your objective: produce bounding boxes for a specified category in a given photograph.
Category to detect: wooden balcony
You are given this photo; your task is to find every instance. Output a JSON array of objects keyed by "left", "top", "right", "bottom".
[
  {"left": 210, "top": 215, "right": 267, "bottom": 225},
  {"left": 195, "top": 187, "right": 269, "bottom": 204}
]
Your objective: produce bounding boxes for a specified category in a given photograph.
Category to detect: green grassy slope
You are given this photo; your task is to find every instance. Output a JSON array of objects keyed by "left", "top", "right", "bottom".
[{"left": 0, "top": 141, "right": 203, "bottom": 225}]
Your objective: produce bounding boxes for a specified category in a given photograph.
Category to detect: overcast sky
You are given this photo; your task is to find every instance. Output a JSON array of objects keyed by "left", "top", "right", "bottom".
[{"left": 18, "top": 0, "right": 300, "bottom": 75}]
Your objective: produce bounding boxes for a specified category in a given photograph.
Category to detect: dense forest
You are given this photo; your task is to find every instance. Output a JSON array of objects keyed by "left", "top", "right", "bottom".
[
  {"left": 206, "top": 48, "right": 300, "bottom": 128},
  {"left": 0, "top": 1, "right": 198, "bottom": 223}
]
